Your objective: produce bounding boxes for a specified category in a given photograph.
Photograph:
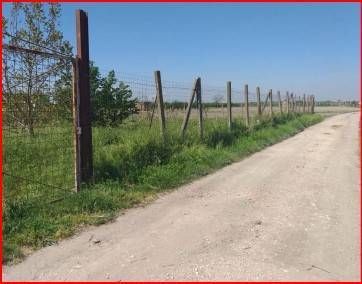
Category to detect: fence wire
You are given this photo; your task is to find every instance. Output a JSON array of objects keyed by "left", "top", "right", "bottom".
[
  {"left": 2, "top": 33, "right": 76, "bottom": 203},
  {"left": 3, "top": 34, "right": 311, "bottom": 201},
  {"left": 98, "top": 71, "right": 295, "bottom": 127}
]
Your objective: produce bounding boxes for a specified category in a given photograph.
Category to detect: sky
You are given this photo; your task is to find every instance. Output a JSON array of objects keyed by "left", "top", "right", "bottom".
[{"left": 3, "top": 3, "right": 360, "bottom": 101}]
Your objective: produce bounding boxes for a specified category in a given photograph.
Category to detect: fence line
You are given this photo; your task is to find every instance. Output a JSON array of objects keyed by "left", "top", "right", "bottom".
[{"left": 3, "top": 9, "right": 317, "bottom": 204}]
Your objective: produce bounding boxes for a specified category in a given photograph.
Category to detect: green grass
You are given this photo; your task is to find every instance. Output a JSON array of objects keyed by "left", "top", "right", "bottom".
[{"left": 3, "top": 113, "right": 323, "bottom": 264}]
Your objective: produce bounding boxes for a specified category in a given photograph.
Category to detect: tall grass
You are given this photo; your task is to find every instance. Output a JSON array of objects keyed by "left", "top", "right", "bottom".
[{"left": 3, "top": 113, "right": 322, "bottom": 264}]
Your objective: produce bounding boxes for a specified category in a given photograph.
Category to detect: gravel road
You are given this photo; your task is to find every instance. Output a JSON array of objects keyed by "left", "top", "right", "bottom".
[{"left": 4, "top": 112, "right": 360, "bottom": 281}]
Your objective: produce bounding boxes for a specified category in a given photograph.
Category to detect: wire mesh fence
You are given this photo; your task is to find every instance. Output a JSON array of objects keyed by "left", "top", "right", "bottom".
[
  {"left": 3, "top": 29, "right": 316, "bottom": 202},
  {"left": 100, "top": 71, "right": 294, "bottom": 131},
  {"left": 2, "top": 33, "right": 76, "bottom": 203}
]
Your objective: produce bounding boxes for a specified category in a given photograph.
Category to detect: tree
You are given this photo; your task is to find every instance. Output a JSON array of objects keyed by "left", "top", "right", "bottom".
[
  {"left": 90, "top": 65, "right": 138, "bottom": 126},
  {"left": 2, "top": 3, "right": 73, "bottom": 135}
]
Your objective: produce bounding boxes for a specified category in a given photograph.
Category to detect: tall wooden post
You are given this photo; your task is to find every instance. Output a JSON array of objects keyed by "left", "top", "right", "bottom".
[
  {"left": 277, "top": 91, "right": 282, "bottom": 114},
  {"left": 76, "top": 10, "right": 93, "bottom": 185},
  {"left": 311, "top": 95, "right": 315, "bottom": 114},
  {"left": 256, "top": 86, "right": 261, "bottom": 116},
  {"left": 154, "top": 70, "right": 166, "bottom": 139},
  {"left": 286, "top": 91, "right": 290, "bottom": 114},
  {"left": 290, "top": 93, "right": 294, "bottom": 112},
  {"left": 197, "top": 78, "right": 203, "bottom": 139},
  {"left": 269, "top": 89, "right": 273, "bottom": 117},
  {"left": 227, "top": 81, "right": 232, "bottom": 130},
  {"left": 244, "top": 84, "right": 250, "bottom": 126}
]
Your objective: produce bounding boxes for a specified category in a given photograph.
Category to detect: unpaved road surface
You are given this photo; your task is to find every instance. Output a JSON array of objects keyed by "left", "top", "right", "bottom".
[{"left": 4, "top": 112, "right": 360, "bottom": 281}]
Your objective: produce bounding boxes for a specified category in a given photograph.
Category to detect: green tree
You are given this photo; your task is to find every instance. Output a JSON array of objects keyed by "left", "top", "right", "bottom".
[
  {"left": 90, "top": 66, "right": 138, "bottom": 126},
  {"left": 2, "top": 3, "right": 73, "bottom": 135}
]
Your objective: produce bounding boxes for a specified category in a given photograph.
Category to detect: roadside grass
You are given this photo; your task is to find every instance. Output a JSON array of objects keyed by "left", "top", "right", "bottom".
[{"left": 3, "top": 113, "right": 322, "bottom": 264}]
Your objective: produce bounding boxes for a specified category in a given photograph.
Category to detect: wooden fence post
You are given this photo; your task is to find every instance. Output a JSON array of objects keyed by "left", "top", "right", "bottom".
[
  {"left": 154, "top": 70, "right": 166, "bottom": 139},
  {"left": 290, "top": 93, "right": 294, "bottom": 112},
  {"left": 277, "top": 91, "right": 282, "bottom": 114},
  {"left": 269, "top": 89, "right": 273, "bottom": 117},
  {"left": 227, "top": 81, "right": 232, "bottom": 130},
  {"left": 244, "top": 84, "right": 250, "bottom": 126},
  {"left": 261, "top": 92, "right": 270, "bottom": 114},
  {"left": 307, "top": 95, "right": 310, "bottom": 113},
  {"left": 181, "top": 78, "right": 198, "bottom": 138},
  {"left": 72, "top": 58, "right": 81, "bottom": 192},
  {"left": 256, "top": 86, "right": 261, "bottom": 116},
  {"left": 293, "top": 94, "right": 297, "bottom": 113},
  {"left": 286, "top": 91, "right": 290, "bottom": 114},
  {"left": 75, "top": 9, "right": 93, "bottom": 185},
  {"left": 299, "top": 96, "right": 302, "bottom": 112},
  {"left": 303, "top": 94, "right": 306, "bottom": 113},
  {"left": 197, "top": 78, "right": 203, "bottom": 139},
  {"left": 311, "top": 95, "right": 315, "bottom": 114}
]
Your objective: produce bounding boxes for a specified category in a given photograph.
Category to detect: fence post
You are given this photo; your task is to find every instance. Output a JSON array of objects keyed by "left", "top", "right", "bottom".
[
  {"left": 197, "top": 78, "right": 203, "bottom": 139},
  {"left": 72, "top": 59, "right": 81, "bottom": 192},
  {"left": 311, "top": 95, "right": 315, "bottom": 114},
  {"left": 154, "top": 70, "right": 166, "bottom": 139},
  {"left": 303, "top": 94, "right": 306, "bottom": 113},
  {"left": 261, "top": 91, "right": 270, "bottom": 114},
  {"left": 307, "top": 95, "right": 310, "bottom": 113},
  {"left": 256, "top": 86, "right": 261, "bottom": 116},
  {"left": 269, "top": 89, "right": 273, "bottom": 117},
  {"left": 244, "top": 84, "right": 250, "bottom": 126},
  {"left": 75, "top": 9, "right": 93, "bottom": 185},
  {"left": 227, "top": 81, "right": 232, "bottom": 130},
  {"left": 291, "top": 93, "right": 295, "bottom": 112},
  {"left": 277, "top": 91, "right": 282, "bottom": 114},
  {"left": 297, "top": 96, "right": 300, "bottom": 112},
  {"left": 293, "top": 94, "right": 297, "bottom": 113},
  {"left": 181, "top": 78, "right": 198, "bottom": 138},
  {"left": 286, "top": 91, "right": 290, "bottom": 114}
]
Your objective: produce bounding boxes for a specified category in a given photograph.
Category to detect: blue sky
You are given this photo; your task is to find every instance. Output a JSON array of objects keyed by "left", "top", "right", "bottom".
[{"left": 3, "top": 3, "right": 360, "bottom": 100}]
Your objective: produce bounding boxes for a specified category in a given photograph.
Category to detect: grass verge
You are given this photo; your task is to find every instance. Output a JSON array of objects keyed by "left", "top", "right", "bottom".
[{"left": 3, "top": 113, "right": 323, "bottom": 264}]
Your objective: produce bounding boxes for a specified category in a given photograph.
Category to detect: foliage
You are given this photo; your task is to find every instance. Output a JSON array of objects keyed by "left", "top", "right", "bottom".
[
  {"left": 89, "top": 64, "right": 138, "bottom": 126},
  {"left": 3, "top": 3, "right": 73, "bottom": 135}
]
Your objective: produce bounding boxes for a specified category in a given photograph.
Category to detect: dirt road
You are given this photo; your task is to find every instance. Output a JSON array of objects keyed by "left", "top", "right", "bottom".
[{"left": 4, "top": 112, "right": 360, "bottom": 281}]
